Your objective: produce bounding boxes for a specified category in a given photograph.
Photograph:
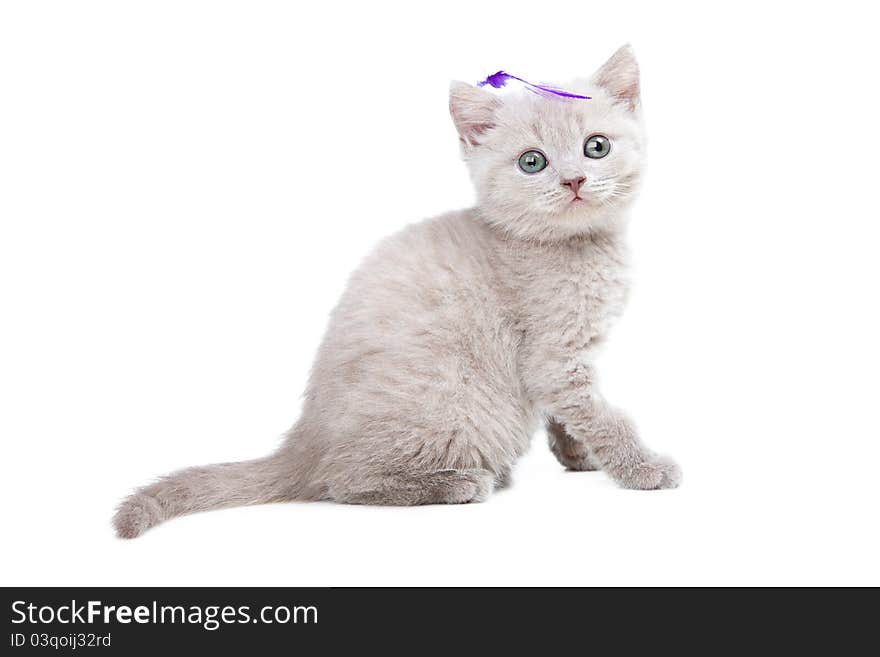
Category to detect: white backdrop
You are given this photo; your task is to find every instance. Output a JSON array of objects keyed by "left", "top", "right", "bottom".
[{"left": 2, "top": 1, "right": 878, "bottom": 586}]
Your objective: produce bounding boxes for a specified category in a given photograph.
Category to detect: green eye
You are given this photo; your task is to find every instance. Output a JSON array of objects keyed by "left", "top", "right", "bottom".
[
  {"left": 584, "top": 134, "right": 611, "bottom": 159},
  {"left": 518, "top": 150, "right": 547, "bottom": 174}
]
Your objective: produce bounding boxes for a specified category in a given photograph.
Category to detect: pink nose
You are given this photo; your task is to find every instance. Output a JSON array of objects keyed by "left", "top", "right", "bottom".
[{"left": 561, "top": 176, "right": 586, "bottom": 195}]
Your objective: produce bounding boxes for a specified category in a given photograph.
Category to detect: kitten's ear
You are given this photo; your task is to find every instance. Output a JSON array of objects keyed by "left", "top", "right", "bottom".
[
  {"left": 449, "top": 81, "right": 501, "bottom": 148},
  {"left": 592, "top": 44, "right": 640, "bottom": 111}
]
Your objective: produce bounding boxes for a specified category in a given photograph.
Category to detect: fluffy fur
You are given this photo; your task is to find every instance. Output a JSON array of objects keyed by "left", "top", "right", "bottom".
[{"left": 114, "top": 45, "right": 680, "bottom": 539}]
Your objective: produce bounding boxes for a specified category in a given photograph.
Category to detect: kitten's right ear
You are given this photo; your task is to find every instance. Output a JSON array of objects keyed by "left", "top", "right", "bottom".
[
  {"left": 592, "top": 44, "right": 641, "bottom": 111},
  {"left": 449, "top": 81, "right": 501, "bottom": 148}
]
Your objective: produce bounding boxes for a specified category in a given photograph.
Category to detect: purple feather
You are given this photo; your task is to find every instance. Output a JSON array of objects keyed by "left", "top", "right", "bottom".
[{"left": 477, "top": 71, "right": 591, "bottom": 100}]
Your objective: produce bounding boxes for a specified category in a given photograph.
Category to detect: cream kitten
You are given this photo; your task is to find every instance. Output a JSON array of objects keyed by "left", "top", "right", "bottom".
[{"left": 114, "top": 45, "right": 680, "bottom": 539}]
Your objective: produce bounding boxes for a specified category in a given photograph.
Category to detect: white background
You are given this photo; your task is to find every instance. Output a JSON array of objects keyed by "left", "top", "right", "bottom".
[{"left": 2, "top": 1, "right": 878, "bottom": 586}]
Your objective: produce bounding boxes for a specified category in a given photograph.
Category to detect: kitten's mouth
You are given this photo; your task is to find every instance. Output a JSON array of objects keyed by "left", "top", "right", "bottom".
[{"left": 570, "top": 196, "right": 585, "bottom": 203}]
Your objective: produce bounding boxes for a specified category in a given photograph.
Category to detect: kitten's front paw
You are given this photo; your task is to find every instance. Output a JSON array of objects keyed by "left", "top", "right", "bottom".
[
  {"left": 615, "top": 456, "right": 681, "bottom": 490},
  {"left": 563, "top": 455, "right": 601, "bottom": 472}
]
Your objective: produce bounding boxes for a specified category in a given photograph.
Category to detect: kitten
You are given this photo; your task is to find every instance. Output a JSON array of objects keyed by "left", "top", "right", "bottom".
[{"left": 114, "top": 45, "right": 681, "bottom": 539}]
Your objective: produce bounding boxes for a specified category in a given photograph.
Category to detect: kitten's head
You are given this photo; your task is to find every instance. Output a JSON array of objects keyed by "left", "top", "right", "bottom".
[{"left": 450, "top": 45, "right": 645, "bottom": 242}]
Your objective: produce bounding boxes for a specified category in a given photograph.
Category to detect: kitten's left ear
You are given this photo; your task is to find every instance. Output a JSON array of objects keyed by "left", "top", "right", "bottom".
[
  {"left": 449, "top": 81, "right": 502, "bottom": 148},
  {"left": 593, "top": 44, "right": 640, "bottom": 111}
]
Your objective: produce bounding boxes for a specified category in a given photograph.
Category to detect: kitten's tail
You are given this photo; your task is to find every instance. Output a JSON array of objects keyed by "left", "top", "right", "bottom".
[{"left": 112, "top": 454, "right": 294, "bottom": 539}]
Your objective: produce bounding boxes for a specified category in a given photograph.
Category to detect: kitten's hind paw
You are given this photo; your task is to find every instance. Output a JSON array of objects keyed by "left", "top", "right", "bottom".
[
  {"left": 615, "top": 456, "right": 682, "bottom": 490},
  {"left": 445, "top": 469, "right": 495, "bottom": 503}
]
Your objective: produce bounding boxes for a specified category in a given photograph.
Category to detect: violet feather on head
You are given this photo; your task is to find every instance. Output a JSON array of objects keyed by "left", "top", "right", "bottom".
[{"left": 477, "top": 71, "right": 591, "bottom": 100}]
